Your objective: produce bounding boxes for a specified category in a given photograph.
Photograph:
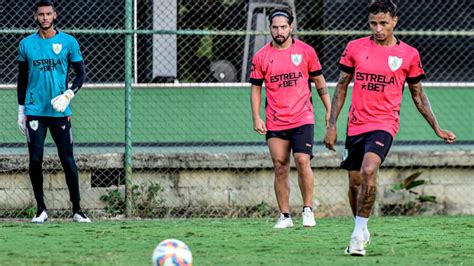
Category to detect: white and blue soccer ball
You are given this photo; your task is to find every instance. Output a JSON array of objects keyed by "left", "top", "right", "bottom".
[{"left": 152, "top": 239, "right": 193, "bottom": 266}]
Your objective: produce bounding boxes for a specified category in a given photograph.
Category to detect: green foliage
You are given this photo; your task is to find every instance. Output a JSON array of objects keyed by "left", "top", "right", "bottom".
[
  {"left": 418, "top": 195, "right": 437, "bottom": 203},
  {"left": 401, "top": 171, "right": 423, "bottom": 189},
  {"left": 99, "top": 187, "right": 278, "bottom": 219},
  {"left": 382, "top": 171, "right": 438, "bottom": 215},
  {"left": 246, "top": 201, "right": 275, "bottom": 218},
  {"left": 5, "top": 205, "right": 37, "bottom": 218},
  {"left": 100, "top": 182, "right": 167, "bottom": 218},
  {"left": 23, "top": 205, "right": 37, "bottom": 218},
  {"left": 100, "top": 189, "right": 126, "bottom": 216},
  {"left": 130, "top": 182, "right": 167, "bottom": 218}
]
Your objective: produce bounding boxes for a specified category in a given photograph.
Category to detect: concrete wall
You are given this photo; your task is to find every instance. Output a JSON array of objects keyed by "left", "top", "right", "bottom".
[{"left": 0, "top": 148, "right": 472, "bottom": 216}]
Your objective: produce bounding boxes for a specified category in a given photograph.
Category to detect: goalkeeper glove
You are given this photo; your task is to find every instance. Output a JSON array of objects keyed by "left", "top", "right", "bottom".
[
  {"left": 18, "top": 105, "right": 26, "bottom": 136},
  {"left": 51, "top": 89, "right": 74, "bottom": 112}
]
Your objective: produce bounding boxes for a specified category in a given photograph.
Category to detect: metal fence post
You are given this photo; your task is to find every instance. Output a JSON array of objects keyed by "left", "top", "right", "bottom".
[{"left": 124, "top": 0, "right": 134, "bottom": 217}]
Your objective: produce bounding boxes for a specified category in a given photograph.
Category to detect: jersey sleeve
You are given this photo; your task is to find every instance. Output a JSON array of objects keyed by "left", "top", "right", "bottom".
[
  {"left": 69, "top": 38, "right": 83, "bottom": 62},
  {"left": 249, "top": 53, "right": 264, "bottom": 86},
  {"left": 338, "top": 42, "right": 355, "bottom": 74},
  {"left": 17, "top": 41, "right": 27, "bottom": 62},
  {"left": 406, "top": 50, "right": 426, "bottom": 84},
  {"left": 307, "top": 47, "right": 323, "bottom": 77}
]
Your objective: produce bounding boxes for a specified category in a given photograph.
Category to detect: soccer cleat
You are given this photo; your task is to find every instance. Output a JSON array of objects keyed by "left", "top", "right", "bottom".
[
  {"left": 345, "top": 236, "right": 366, "bottom": 256},
  {"left": 302, "top": 207, "right": 316, "bottom": 227},
  {"left": 31, "top": 209, "right": 48, "bottom": 223},
  {"left": 345, "top": 227, "right": 371, "bottom": 254},
  {"left": 344, "top": 233, "right": 370, "bottom": 255},
  {"left": 273, "top": 213, "right": 294, "bottom": 229},
  {"left": 363, "top": 229, "right": 371, "bottom": 247},
  {"left": 73, "top": 211, "right": 91, "bottom": 223}
]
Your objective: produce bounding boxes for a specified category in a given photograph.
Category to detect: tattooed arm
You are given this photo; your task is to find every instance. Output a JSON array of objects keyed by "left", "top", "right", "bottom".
[
  {"left": 408, "top": 82, "right": 456, "bottom": 144},
  {"left": 311, "top": 74, "right": 331, "bottom": 128},
  {"left": 323, "top": 71, "right": 353, "bottom": 151}
]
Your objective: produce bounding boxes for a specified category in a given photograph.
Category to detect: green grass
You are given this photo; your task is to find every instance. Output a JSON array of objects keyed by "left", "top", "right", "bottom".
[
  {"left": 1, "top": 87, "right": 472, "bottom": 143},
  {"left": 0, "top": 216, "right": 473, "bottom": 265}
]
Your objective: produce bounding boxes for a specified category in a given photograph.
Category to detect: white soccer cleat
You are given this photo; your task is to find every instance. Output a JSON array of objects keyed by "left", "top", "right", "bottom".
[
  {"left": 363, "top": 229, "right": 371, "bottom": 247},
  {"left": 345, "top": 236, "right": 366, "bottom": 256},
  {"left": 73, "top": 211, "right": 91, "bottom": 223},
  {"left": 273, "top": 213, "right": 294, "bottom": 229},
  {"left": 31, "top": 210, "right": 48, "bottom": 224},
  {"left": 302, "top": 207, "right": 316, "bottom": 227},
  {"left": 345, "top": 227, "right": 371, "bottom": 254}
]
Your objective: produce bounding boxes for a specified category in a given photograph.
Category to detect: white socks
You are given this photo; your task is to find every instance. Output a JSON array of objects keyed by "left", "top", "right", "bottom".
[{"left": 352, "top": 216, "right": 369, "bottom": 239}]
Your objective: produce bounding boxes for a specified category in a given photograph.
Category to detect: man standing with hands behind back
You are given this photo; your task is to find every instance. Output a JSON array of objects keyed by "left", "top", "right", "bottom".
[{"left": 250, "top": 8, "right": 331, "bottom": 229}]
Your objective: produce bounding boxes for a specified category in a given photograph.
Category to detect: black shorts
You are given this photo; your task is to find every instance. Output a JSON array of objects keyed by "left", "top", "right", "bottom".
[
  {"left": 266, "top": 124, "right": 314, "bottom": 159},
  {"left": 26, "top": 116, "right": 73, "bottom": 148},
  {"left": 340, "top": 130, "right": 393, "bottom": 171}
]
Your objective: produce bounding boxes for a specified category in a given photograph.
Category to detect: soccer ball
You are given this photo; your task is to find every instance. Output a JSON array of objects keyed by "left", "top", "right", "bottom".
[{"left": 152, "top": 239, "right": 193, "bottom": 266}]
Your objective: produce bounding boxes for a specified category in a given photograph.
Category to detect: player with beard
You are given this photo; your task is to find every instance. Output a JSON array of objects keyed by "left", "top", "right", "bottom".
[
  {"left": 323, "top": 0, "right": 455, "bottom": 255},
  {"left": 250, "top": 8, "right": 331, "bottom": 228},
  {"left": 17, "top": 1, "right": 90, "bottom": 223}
]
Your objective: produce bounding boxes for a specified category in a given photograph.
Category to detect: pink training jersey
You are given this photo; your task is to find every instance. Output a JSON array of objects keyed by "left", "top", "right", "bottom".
[
  {"left": 339, "top": 36, "right": 425, "bottom": 138},
  {"left": 250, "top": 38, "right": 323, "bottom": 131}
]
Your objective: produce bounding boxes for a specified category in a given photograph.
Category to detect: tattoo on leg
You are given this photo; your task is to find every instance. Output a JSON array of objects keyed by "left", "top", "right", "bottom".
[
  {"left": 317, "top": 86, "right": 328, "bottom": 96},
  {"left": 357, "top": 184, "right": 377, "bottom": 217},
  {"left": 348, "top": 185, "right": 359, "bottom": 217}
]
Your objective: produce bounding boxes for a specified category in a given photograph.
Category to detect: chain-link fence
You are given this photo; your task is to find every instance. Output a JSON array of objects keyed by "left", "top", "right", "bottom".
[
  {"left": 2, "top": 0, "right": 473, "bottom": 83},
  {"left": 0, "top": 0, "right": 472, "bottom": 219}
]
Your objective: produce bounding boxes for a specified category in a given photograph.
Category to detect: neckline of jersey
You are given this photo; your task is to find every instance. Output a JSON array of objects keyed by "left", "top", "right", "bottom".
[{"left": 36, "top": 29, "right": 60, "bottom": 40}]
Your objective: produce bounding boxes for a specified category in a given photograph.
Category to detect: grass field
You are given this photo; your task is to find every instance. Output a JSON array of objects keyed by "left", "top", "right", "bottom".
[
  {"left": 0, "top": 87, "right": 472, "bottom": 143},
  {"left": 1, "top": 216, "right": 473, "bottom": 265}
]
